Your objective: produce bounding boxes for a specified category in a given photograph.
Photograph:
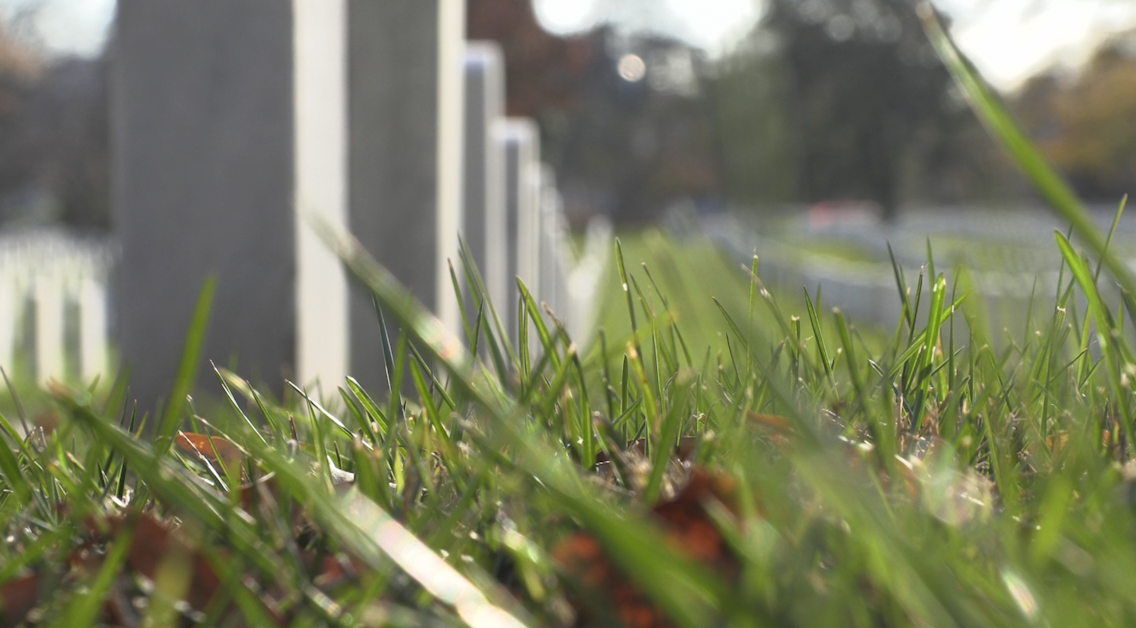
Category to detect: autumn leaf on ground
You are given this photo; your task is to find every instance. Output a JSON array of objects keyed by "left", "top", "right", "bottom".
[
  {"left": 175, "top": 432, "right": 247, "bottom": 474},
  {"left": 553, "top": 468, "right": 740, "bottom": 628}
]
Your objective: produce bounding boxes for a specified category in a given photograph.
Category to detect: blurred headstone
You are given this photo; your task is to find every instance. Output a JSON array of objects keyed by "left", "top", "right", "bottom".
[
  {"left": 113, "top": 0, "right": 349, "bottom": 406},
  {"left": 498, "top": 119, "right": 542, "bottom": 344},
  {"left": 78, "top": 274, "right": 108, "bottom": 382},
  {"left": 33, "top": 265, "right": 63, "bottom": 384},
  {"left": 567, "top": 215, "right": 613, "bottom": 343},
  {"left": 346, "top": 0, "right": 465, "bottom": 390},
  {"left": 462, "top": 42, "right": 507, "bottom": 319},
  {"left": 538, "top": 164, "right": 567, "bottom": 327},
  {"left": 0, "top": 266, "right": 15, "bottom": 375}
]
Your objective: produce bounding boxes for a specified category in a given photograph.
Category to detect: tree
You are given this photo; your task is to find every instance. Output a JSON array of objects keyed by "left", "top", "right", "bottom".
[
  {"left": 714, "top": 0, "right": 996, "bottom": 219},
  {"left": 467, "top": 0, "right": 594, "bottom": 117},
  {"left": 32, "top": 56, "right": 110, "bottom": 228},
  {"left": 707, "top": 41, "right": 802, "bottom": 206},
  {"left": 0, "top": 19, "right": 45, "bottom": 218},
  {"left": 0, "top": 12, "right": 110, "bottom": 229},
  {"left": 1016, "top": 35, "right": 1136, "bottom": 201},
  {"left": 469, "top": 1, "right": 723, "bottom": 223}
]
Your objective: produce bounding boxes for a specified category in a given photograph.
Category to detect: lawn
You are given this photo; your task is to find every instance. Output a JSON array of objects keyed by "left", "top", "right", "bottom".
[
  {"left": 3, "top": 12, "right": 1136, "bottom": 628},
  {"left": 4, "top": 204, "right": 1135, "bottom": 626}
]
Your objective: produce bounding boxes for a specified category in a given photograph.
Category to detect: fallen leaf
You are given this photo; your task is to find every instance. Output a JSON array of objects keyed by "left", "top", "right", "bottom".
[
  {"left": 0, "top": 572, "right": 40, "bottom": 625},
  {"left": 553, "top": 469, "right": 740, "bottom": 628},
  {"left": 175, "top": 432, "right": 247, "bottom": 474},
  {"left": 113, "top": 513, "right": 224, "bottom": 612}
]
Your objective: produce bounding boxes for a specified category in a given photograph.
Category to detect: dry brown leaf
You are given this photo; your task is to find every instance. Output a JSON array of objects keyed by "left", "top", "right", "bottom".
[
  {"left": 175, "top": 432, "right": 247, "bottom": 474},
  {"left": 0, "top": 572, "right": 40, "bottom": 625},
  {"left": 553, "top": 469, "right": 740, "bottom": 628}
]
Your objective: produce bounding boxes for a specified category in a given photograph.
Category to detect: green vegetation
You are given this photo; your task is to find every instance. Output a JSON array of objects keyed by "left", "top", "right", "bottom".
[
  {"left": 4, "top": 190, "right": 1136, "bottom": 625},
  {"left": 3, "top": 10, "right": 1136, "bottom": 628},
  {"left": 591, "top": 230, "right": 778, "bottom": 354}
]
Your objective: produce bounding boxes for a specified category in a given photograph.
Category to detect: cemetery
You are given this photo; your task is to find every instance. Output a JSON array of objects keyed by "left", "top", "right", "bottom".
[
  {"left": 5, "top": 2, "right": 1136, "bottom": 627},
  {"left": 0, "top": 1, "right": 610, "bottom": 406}
]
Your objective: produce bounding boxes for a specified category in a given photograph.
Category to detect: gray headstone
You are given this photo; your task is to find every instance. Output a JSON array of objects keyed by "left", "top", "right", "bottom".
[
  {"left": 537, "top": 164, "right": 565, "bottom": 324},
  {"left": 346, "top": 0, "right": 464, "bottom": 390},
  {"left": 78, "top": 274, "right": 108, "bottom": 383},
  {"left": 113, "top": 0, "right": 349, "bottom": 406},
  {"left": 567, "top": 215, "right": 612, "bottom": 344},
  {"left": 498, "top": 119, "right": 542, "bottom": 345},
  {"left": 461, "top": 42, "right": 507, "bottom": 321},
  {"left": 33, "top": 264, "right": 63, "bottom": 384}
]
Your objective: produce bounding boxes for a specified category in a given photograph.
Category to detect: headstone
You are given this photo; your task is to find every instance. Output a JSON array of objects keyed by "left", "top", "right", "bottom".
[
  {"left": 568, "top": 215, "right": 613, "bottom": 344},
  {"left": 33, "top": 265, "right": 63, "bottom": 384},
  {"left": 78, "top": 274, "right": 108, "bottom": 383},
  {"left": 0, "top": 265, "right": 15, "bottom": 375},
  {"left": 498, "top": 119, "right": 542, "bottom": 344},
  {"left": 538, "top": 165, "right": 565, "bottom": 323},
  {"left": 346, "top": 0, "right": 465, "bottom": 390},
  {"left": 461, "top": 42, "right": 508, "bottom": 321},
  {"left": 113, "top": 0, "right": 349, "bottom": 406}
]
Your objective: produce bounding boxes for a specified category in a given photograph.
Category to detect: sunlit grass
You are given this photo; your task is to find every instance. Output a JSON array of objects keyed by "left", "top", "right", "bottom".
[
  {"left": 2, "top": 11, "right": 1135, "bottom": 627},
  {"left": 2, "top": 197, "right": 1133, "bottom": 626}
]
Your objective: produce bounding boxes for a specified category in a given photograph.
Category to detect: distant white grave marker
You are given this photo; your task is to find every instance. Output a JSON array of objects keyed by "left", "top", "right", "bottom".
[
  {"left": 498, "top": 119, "right": 542, "bottom": 342},
  {"left": 33, "top": 265, "right": 64, "bottom": 384},
  {"left": 462, "top": 42, "right": 508, "bottom": 316}
]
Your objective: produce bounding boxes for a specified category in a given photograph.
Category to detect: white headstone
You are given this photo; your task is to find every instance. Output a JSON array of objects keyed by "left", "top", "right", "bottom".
[
  {"left": 462, "top": 42, "right": 508, "bottom": 318},
  {"left": 538, "top": 164, "right": 565, "bottom": 322},
  {"left": 568, "top": 215, "right": 612, "bottom": 344},
  {"left": 498, "top": 119, "right": 542, "bottom": 344},
  {"left": 34, "top": 266, "right": 64, "bottom": 384},
  {"left": 78, "top": 275, "right": 109, "bottom": 383},
  {"left": 0, "top": 265, "right": 15, "bottom": 374}
]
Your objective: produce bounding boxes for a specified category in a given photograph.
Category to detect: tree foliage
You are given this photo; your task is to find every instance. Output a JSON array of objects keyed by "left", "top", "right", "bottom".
[
  {"left": 712, "top": 0, "right": 1007, "bottom": 218},
  {"left": 1016, "top": 34, "right": 1136, "bottom": 201},
  {"left": 468, "top": 0, "right": 594, "bottom": 118},
  {"left": 0, "top": 18, "right": 108, "bottom": 228},
  {"left": 470, "top": 0, "right": 723, "bottom": 223}
]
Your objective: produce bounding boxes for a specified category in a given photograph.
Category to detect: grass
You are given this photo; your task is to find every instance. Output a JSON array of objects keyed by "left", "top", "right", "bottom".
[
  {"left": 3, "top": 10, "right": 1136, "bottom": 628},
  {"left": 5, "top": 202, "right": 1136, "bottom": 626},
  {"left": 591, "top": 229, "right": 786, "bottom": 356}
]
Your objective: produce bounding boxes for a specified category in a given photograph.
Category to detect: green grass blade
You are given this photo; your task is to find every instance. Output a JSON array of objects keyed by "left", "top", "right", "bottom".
[
  {"left": 803, "top": 287, "right": 832, "bottom": 381},
  {"left": 156, "top": 276, "right": 216, "bottom": 445},
  {"left": 517, "top": 278, "right": 560, "bottom": 372},
  {"left": 615, "top": 237, "right": 642, "bottom": 358}
]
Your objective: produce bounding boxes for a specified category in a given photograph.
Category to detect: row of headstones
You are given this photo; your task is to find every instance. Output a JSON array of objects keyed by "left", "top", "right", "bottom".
[
  {"left": 113, "top": 0, "right": 608, "bottom": 407},
  {"left": 0, "top": 231, "right": 110, "bottom": 383}
]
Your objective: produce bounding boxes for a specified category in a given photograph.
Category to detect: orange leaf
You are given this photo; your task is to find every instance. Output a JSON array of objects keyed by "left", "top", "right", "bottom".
[
  {"left": 175, "top": 433, "right": 246, "bottom": 472},
  {"left": 553, "top": 469, "right": 741, "bottom": 628},
  {"left": 0, "top": 572, "right": 39, "bottom": 625}
]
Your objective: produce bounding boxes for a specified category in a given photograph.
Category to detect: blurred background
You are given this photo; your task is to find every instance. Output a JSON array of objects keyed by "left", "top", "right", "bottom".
[
  {"left": 0, "top": 0, "right": 1134, "bottom": 229},
  {"left": 0, "top": 0, "right": 1134, "bottom": 387}
]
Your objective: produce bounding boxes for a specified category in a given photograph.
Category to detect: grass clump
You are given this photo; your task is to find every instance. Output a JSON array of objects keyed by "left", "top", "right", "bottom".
[
  {"left": 3, "top": 13, "right": 1136, "bottom": 628},
  {"left": 2, "top": 207, "right": 1135, "bottom": 627}
]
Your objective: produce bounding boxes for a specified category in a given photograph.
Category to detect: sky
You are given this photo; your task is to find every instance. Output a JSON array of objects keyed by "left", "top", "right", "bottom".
[
  {"left": 2, "top": 0, "right": 1136, "bottom": 90},
  {"left": 936, "top": 0, "right": 1136, "bottom": 87},
  {"left": 0, "top": 0, "right": 113, "bottom": 57},
  {"left": 534, "top": 0, "right": 1136, "bottom": 89}
]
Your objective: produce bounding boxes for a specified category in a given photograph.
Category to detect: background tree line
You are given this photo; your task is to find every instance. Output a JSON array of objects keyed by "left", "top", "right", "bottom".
[
  {"left": 0, "top": 0, "right": 1130, "bottom": 231},
  {"left": 1015, "top": 31, "right": 1136, "bottom": 202},
  {"left": 0, "top": 15, "right": 107, "bottom": 230}
]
